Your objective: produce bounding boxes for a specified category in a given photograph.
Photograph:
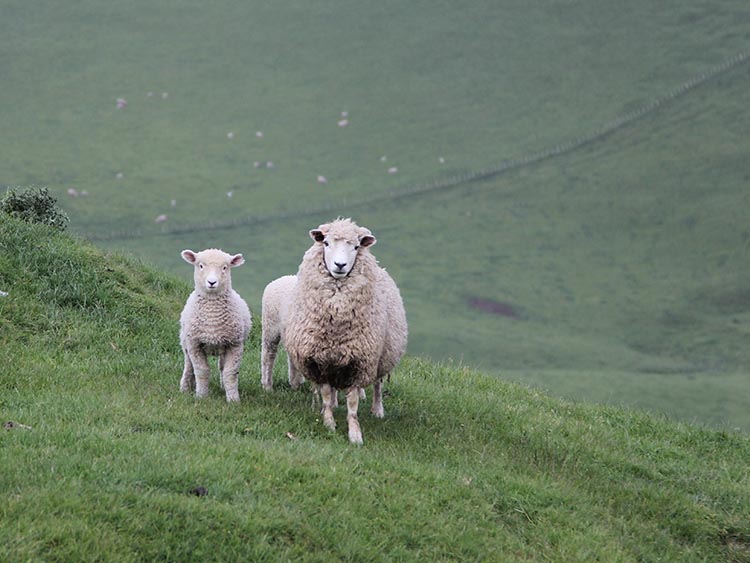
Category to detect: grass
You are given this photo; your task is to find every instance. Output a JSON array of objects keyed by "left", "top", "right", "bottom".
[
  {"left": 3, "top": 2, "right": 750, "bottom": 428},
  {"left": 2, "top": 216, "right": 750, "bottom": 562}
]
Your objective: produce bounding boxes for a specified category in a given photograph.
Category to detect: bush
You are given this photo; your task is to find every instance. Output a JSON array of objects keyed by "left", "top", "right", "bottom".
[{"left": 1, "top": 186, "right": 69, "bottom": 230}]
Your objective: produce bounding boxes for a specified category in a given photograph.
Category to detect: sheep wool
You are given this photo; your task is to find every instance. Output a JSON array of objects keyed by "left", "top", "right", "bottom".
[
  {"left": 282, "top": 218, "right": 407, "bottom": 443},
  {"left": 179, "top": 248, "right": 252, "bottom": 403}
]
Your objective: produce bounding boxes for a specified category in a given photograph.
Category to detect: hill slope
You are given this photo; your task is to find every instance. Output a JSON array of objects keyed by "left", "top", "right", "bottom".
[
  {"left": 1, "top": 217, "right": 749, "bottom": 562},
  {"left": 4, "top": 0, "right": 749, "bottom": 429}
]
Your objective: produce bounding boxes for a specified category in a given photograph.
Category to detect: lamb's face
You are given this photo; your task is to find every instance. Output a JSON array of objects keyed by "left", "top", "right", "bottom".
[
  {"left": 181, "top": 249, "right": 245, "bottom": 294},
  {"left": 310, "top": 221, "right": 376, "bottom": 280}
]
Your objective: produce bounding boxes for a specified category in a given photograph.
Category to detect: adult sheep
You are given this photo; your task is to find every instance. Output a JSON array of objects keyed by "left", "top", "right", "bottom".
[
  {"left": 179, "top": 248, "right": 252, "bottom": 403},
  {"left": 261, "top": 274, "right": 365, "bottom": 405},
  {"left": 269, "top": 218, "right": 407, "bottom": 444}
]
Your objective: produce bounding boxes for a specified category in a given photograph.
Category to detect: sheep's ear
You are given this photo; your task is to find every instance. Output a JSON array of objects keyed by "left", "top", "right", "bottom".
[
  {"left": 358, "top": 229, "right": 376, "bottom": 248},
  {"left": 181, "top": 250, "right": 197, "bottom": 264},
  {"left": 310, "top": 227, "right": 327, "bottom": 243},
  {"left": 229, "top": 254, "right": 245, "bottom": 267}
]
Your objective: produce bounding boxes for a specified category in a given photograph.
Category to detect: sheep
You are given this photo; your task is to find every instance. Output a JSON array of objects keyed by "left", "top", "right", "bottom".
[
  {"left": 179, "top": 248, "right": 252, "bottom": 403},
  {"left": 260, "top": 275, "right": 304, "bottom": 392},
  {"left": 261, "top": 274, "right": 365, "bottom": 407},
  {"left": 275, "top": 218, "right": 407, "bottom": 444}
]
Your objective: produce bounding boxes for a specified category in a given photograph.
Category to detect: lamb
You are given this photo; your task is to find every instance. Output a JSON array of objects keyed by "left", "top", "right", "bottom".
[
  {"left": 266, "top": 218, "right": 407, "bottom": 444},
  {"left": 179, "top": 248, "right": 252, "bottom": 403},
  {"left": 260, "top": 275, "right": 304, "bottom": 391}
]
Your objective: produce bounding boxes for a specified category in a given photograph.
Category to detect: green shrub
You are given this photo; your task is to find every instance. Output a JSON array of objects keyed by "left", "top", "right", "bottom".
[{"left": 1, "top": 185, "right": 69, "bottom": 230}]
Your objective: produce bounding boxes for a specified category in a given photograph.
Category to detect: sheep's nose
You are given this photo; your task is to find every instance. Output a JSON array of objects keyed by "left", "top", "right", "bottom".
[
  {"left": 208, "top": 280, "right": 217, "bottom": 287},
  {"left": 334, "top": 261, "right": 347, "bottom": 270}
]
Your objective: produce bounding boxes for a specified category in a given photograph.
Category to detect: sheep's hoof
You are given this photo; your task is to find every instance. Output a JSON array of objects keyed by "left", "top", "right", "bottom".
[
  {"left": 225, "top": 393, "right": 240, "bottom": 403},
  {"left": 371, "top": 404, "right": 385, "bottom": 418},
  {"left": 261, "top": 383, "right": 273, "bottom": 392},
  {"left": 322, "top": 410, "right": 336, "bottom": 431},
  {"left": 348, "top": 420, "right": 363, "bottom": 445},
  {"left": 179, "top": 376, "right": 194, "bottom": 393}
]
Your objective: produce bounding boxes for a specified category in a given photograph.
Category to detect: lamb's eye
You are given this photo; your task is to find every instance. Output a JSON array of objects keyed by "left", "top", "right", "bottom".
[
  {"left": 199, "top": 264, "right": 204, "bottom": 270},
  {"left": 323, "top": 241, "right": 329, "bottom": 247},
  {"left": 354, "top": 245, "right": 359, "bottom": 251},
  {"left": 222, "top": 266, "right": 227, "bottom": 271}
]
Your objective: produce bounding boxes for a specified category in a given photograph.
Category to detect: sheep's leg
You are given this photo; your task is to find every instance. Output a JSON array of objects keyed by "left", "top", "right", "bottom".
[
  {"left": 288, "top": 356, "right": 304, "bottom": 390},
  {"left": 346, "top": 387, "right": 363, "bottom": 445},
  {"left": 188, "top": 347, "right": 211, "bottom": 399},
  {"left": 221, "top": 344, "right": 243, "bottom": 403},
  {"left": 320, "top": 384, "right": 336, "bottom": 431},
  {"left": 330, "top": 386, "right": 364, "bottom": 409},
  {"left": 371, "top": 379, "right": 385, "bottom": 418},
  {"left": 261, "top": 335, "right": 279, "bottom": 391},
  {"left": 180, "top": 349, "right": 195, "bottom": 393},
  {"left": 218, "top": 354, "right": 225, "bottom": 389}
]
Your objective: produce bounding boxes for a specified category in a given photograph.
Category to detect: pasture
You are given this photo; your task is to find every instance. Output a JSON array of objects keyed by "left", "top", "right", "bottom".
[
  {"left": 1, "top": 216, "right": 749, "bottom": 562},
  {"left": 2, "top": 0, "right": 750, "bottom": 429}
]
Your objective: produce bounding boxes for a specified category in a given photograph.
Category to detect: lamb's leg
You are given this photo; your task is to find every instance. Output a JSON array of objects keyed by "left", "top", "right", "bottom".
[
  {"left": 188, "top": 347, "right": 211, "bottom": 399},
  {"left": 218, "top": 355, "right": 225, "bottom": 389},
  {"left": 346, "top": 387, "right": 363, "bottom": 445},
  {"left": 371, "top": 379, "right": 385, "bottom": 418},
  {"left": 261, "top": 334, "right": 279, "bottom": 391},
  {"left": 221, "top": 344, "right": 243, "bottom": 403},
  {"left": 180, "top": 348, "right": 195, "bottom": 393},
  {"left": 320, "top": 384, "right": 336, "bottom": 431}
]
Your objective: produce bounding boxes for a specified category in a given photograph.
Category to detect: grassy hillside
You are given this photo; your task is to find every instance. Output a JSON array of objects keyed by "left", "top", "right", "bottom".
[
  {"left": 2, "top": 216, "right": 750, "bottom": 562},
  {"left": 3, "top": 1, "right": 750, "bottom": 429}
]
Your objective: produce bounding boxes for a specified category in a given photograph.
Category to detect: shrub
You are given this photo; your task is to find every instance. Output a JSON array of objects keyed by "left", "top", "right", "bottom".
[{"left": 1, "top": 185, "right": 69, "bottom": 230}]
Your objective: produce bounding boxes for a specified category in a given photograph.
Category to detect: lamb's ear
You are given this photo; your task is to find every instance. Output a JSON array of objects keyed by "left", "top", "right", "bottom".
[
  {"left": 358, "top": 229, "right": 377, "bottom": 248},
  {"left": 229, "top": 254, "right": 245, "bottom": 267},
  {"left": 310, "top": 224, "right": 329, "bottom": 243},
  {"left": 181, "top": 250, "right": 197, "bottom": 264}
]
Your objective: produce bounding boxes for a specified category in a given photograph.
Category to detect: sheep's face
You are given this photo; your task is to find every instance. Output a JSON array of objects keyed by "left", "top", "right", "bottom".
[
  {"left": 181, "top": 249, "right": 245, "bottom": 294},
  {"left": 310, "top": 222, "right": 376, "bottom": 280}
]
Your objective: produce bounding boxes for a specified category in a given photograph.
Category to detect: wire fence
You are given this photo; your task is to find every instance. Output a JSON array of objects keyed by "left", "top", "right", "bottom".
[{"left": 86, "top": 50, "right": 750, "bottom": 243}]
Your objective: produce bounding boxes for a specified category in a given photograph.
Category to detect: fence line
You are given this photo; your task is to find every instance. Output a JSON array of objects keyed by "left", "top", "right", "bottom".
[{"left": 86, "top": 50, "right": 750, "bottom": 242}]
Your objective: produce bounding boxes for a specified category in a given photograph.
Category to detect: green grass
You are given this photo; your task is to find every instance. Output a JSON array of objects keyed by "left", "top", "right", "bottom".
[
  {"left": 2, "top": 216, "right": 750, "bottom": 562},
  {"left": 3, "top": 1, "right": 750, "bottom": 428}
]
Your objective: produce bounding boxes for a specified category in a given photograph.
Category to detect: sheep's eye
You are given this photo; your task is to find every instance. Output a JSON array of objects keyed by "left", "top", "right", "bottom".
[
  {"left": 323, "top": 241, "right": 329, "bottom": 247},
  {"left": 199, "top": 263, "right": 204, "bottom": 270},
  {"left": 222, "top": 265, "right": 227, "bottom": 271},
  {"left": 354, "top": 245, "right": 359, "bottom": 251}
]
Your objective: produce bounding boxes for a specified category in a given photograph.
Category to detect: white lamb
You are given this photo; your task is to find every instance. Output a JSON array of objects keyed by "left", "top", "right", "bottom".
[
  {"left": 262, "top": 218, "right": 407, "bottom": 444},
  {"left": 261, "top": 275, "right": 304, "bottom": 391},
  {"left": 179, "top": 248, "right": 252, "bottom": 403}
]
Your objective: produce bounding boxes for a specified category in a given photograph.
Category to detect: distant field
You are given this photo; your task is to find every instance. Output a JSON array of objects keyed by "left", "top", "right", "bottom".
[{"left": 3, "top": 0, "right": 750, "bottom": 429}]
